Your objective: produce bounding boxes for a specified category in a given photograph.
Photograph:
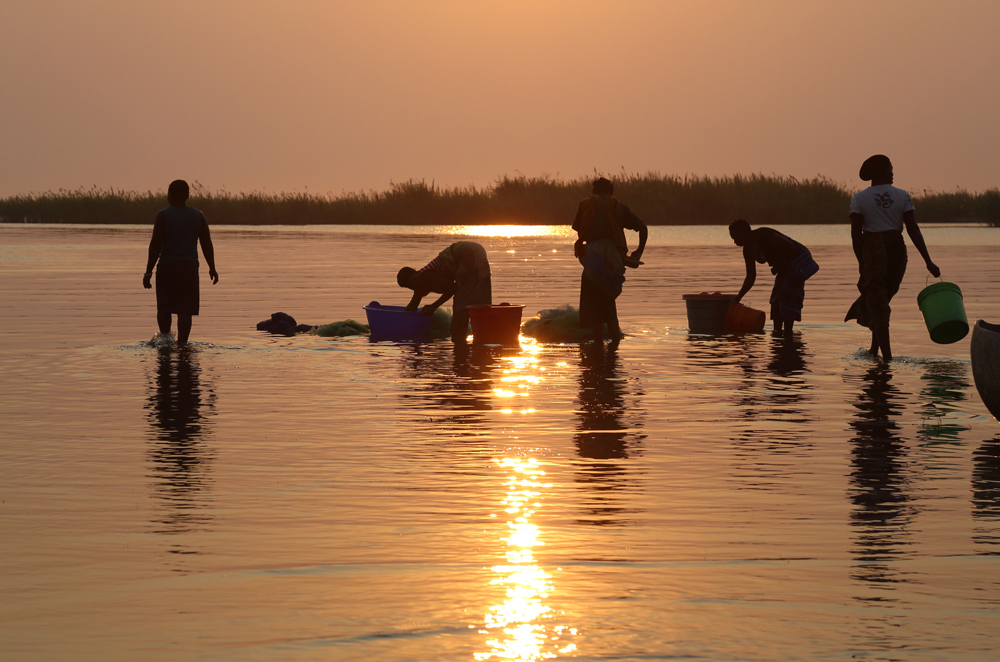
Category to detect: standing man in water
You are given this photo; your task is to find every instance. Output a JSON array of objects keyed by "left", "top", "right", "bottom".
[
  {"left": 846, "top": 155, "right": 939, "bottom": 361},
  {"left": 729, "top": 219, "right": 818, "bottom": 338},
  {"left": 572, "top": 177, "right": 647, "bottom": 348},
  {"left": 397, "top": 241, "right": 492, "bottom": 343},
  {"left": 143, "top": 179, "right": 219, "bottom": 346}
]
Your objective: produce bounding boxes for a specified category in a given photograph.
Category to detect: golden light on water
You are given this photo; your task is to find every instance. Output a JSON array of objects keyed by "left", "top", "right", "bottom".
[
  {"left": 476, "top": 457, "right": 577, "bottom": 661},
  {"left": 445, "top": 225, "right": 573, "bottom": 238},
  {"left": 492, "top": 347, "right": 544, "bottom": 414}
]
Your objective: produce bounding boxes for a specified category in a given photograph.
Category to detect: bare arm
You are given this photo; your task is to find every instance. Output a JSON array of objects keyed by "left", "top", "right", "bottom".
[
  {"left": 404, "top": 291, "right": 423, "bottom": 312},
  {"left": 408, "top": 271, "right": 456, "bottom": 314},
  {"left": 735, "top": 245, "right": 756, "bottom": 302},
  {"left": 199, "top": 219, "right": 219, "bottom": 284},
  {"left": 423, "top": 286, "right": 456, "bottom": 315},
  {"left": 143, "top": 213, "right": 164, "bottom": 288},
  {"left": 631, "top": 222, "right": 648, "bottom": 260},
  {"left": 850, "top": 212, "right": 864, "bottom": 265},
  {"left": 903, "top": 209, "right": 940, "bottom": 277}
]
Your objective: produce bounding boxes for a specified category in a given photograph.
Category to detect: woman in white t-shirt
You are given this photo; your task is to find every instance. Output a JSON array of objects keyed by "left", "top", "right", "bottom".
[{"left": 845, "top": 155, "right": 940, "bottom": 361}]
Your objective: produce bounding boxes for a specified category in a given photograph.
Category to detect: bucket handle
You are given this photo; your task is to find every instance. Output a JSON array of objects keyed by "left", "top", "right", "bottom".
[{"left": 925, "top": 274, "right": 945, "bottom": 287}]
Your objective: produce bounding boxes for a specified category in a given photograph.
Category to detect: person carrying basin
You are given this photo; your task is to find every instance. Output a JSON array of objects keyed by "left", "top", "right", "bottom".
[
  {"left": 845, "top": 154, "right": 940, "bottom": 361},
  {"left": 397, "top": 241, "right": 492, "bottom": 343},
  {"left": 573, "top": 176, "right": 648, "bottom": 348},
  {"left": 729, "top": 219, "right": 818, "bottom": 338},
  {"left": 143, "top": 179, "right": 219, "bottom": 346}
]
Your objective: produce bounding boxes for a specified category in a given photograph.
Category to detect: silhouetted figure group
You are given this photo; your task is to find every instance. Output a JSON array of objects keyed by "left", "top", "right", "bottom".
[
  {"left": 729, "top": 154, "right": 940, "bottom": 356},
  {"left": 146, "top": 154, "right": 941, "bottom": 359}
]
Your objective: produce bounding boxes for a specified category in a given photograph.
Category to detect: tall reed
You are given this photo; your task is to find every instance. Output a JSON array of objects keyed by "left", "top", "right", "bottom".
[{"left": 2, "top": 175, "right": 998, "bottom": 226}]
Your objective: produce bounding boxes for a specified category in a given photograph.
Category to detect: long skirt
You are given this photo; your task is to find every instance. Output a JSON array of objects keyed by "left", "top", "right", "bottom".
[
  {"left": 156, "top": 260, "right": 199, "bottom": 315},
  {"left": 578, "top": 239, "right": 625, "bottom": 329},
  {"left": 845, "top": 231, "right": 907, "bottom": 329}
]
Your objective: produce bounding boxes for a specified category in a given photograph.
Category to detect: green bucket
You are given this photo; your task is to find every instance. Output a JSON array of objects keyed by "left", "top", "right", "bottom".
[{"left": 916, "top": 281, "right": 969, "bottom": 344}]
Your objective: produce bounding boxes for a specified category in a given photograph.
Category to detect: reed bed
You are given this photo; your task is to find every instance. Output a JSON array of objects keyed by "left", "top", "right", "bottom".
[{"left": 2, "top": 174, "right": 998, "bottom": 226}]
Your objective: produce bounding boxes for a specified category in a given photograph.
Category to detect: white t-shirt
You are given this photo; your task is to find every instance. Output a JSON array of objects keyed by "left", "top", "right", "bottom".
[{"left": 849, "top": 184, "right": 914, "bottom": 233}]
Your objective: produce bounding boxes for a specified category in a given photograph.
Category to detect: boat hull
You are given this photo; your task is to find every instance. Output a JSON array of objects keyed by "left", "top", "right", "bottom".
[{"left": 971, "top": 319, "right": 1000, "bottom": 422}]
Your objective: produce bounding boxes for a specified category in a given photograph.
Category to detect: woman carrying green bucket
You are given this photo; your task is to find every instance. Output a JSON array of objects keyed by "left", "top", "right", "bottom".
[{"left": 845, "top": 154, "right": 940, "bottom": 361}]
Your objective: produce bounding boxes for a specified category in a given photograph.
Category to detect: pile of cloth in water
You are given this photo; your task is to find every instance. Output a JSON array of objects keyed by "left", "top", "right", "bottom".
[{"left": 256, "top": 312, "right": 368, "bottom": 337}]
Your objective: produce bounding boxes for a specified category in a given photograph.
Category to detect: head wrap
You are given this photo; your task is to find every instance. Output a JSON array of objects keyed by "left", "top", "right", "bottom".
[{"left": 859, "top": 155, "right": 892, "bottom": 181}]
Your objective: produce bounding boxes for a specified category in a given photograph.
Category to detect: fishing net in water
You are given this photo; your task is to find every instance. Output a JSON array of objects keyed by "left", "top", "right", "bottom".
[
  {"left": 521, "top": 305, "right": 616, "bottom": 343},
  {"left": 313, "top": 319, "right": 370, "bottom": 337},
  {"left": 429, "top": 307, "right": 457, "bottom": 339}
]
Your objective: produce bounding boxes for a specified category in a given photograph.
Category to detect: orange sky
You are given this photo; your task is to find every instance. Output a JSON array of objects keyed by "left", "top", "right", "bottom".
[{"left": 1, "top": 0, "right": 998, "bottom": 198}]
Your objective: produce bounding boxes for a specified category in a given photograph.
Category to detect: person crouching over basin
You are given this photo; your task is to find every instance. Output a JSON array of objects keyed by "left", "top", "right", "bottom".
[
  {"left": 729, "top": 218, "right": 818, "bottom": 338},
  {"left": 397, "top": 241, "right": 492, "bottom": 343}
]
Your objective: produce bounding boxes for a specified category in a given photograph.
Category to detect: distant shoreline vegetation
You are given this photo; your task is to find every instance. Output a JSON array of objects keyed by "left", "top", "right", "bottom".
[{"left": 1, "top": 173, "right": 998, "bottom": 227}]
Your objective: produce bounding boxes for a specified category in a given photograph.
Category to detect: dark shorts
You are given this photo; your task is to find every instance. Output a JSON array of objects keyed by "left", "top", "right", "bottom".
[
  {"left": 769, "top": 271, "right": 805, "bottom": 322},
  {"left": 156, "top": 260, "right": 199, "bottom": 315}
]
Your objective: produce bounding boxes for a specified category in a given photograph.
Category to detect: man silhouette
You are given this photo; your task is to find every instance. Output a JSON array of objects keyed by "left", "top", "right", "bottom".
[{"left": 143, "top": 180, "right": 219, "bottom": 345}]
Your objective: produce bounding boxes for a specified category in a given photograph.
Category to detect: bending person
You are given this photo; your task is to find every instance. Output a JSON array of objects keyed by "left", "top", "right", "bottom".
[
  {"left": 846, "top": 155, "right": 939, "bottom": 361},
  {"left": 143, "top": 179, "right": 219, "bottom": 345},
  {"left": 572, "top": 177, "right": 647, "bottom": 347},
  {"left": 729, "top": 219, "right": 818, "bottom": 338},
  {"left": 397, "top": 241, "right": 492, "bottom": 343}
]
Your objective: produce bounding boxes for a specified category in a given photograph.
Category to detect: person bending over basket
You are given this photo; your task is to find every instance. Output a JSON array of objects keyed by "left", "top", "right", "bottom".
[
  {"left": 729, "top": 219, "right": 818, "bottom": 338},
  {"left": 845, "top": 154, "right": 939, "bottom": 361},
  {"left": 397, "top": 241, "right": 492, "bottom": 343}
]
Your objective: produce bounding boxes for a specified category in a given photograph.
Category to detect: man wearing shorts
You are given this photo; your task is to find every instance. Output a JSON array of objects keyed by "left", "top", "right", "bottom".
[{"left": 143, "top": 180, "right": 219, "bottom": 345}]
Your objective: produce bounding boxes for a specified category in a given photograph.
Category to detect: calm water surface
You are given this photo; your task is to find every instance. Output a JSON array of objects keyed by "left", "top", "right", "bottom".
[{"left": 2, "top": 223, "right": 1000, "bottom": 661}]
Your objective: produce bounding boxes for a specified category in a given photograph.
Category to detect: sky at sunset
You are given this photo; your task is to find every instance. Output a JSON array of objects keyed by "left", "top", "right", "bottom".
[{"left": 1, "top": 0, "right": 998, "bottom": 198}]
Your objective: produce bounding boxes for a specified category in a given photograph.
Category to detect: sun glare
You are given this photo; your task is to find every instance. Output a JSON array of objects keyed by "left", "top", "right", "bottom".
[
  {"left": 477, "top": 457, "right": 575, "bottom": 661},
  {"left": 445, "top": 225, "right": 574, "bottom": 238}
]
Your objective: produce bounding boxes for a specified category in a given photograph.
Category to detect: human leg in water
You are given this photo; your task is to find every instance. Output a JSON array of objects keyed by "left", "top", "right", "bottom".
[
  {"left": 873, "top": 325, "right": 892, "bottom": 361},
  {"left": 157, "top": 311, "right": 172, "bottom": 336},
  {"left": 177, "top": 314, "right": 193, "bottom": 345},
  {"left": 607, "top": 317, "right": 622, "bottom": 350}
]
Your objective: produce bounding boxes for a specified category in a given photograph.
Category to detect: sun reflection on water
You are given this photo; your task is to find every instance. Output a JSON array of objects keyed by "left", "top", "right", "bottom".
[
  {"left": 476, "top": 457, "right": 577, "bottom": 661},
  {"left": 492, "top": 343, "right": 544, "bottom": 415},
  {"left": 443, "top": 224, "right": 574, "bottom": 238}
]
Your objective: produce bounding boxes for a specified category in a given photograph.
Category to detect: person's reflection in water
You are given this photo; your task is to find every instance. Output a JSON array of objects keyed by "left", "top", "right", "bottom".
[
  {"left": 573, "top": 343, "right": 645, "bottom": 526},
  {"left": 730, "top": 336, "right": 814, "bottom": 490},
  {"left": 743, "top": 335, "right": 813, "bottom": 422},
  {"left": 763, "top": 335, "right": 813, "bottom": 423},
  {"left": 395, "top": 342, "right": 495, "bottom": 439},
  {"left": 972, "top": 434, "right": 1000, "bottom": 554},
  {"left": 145, "top": 346, "right": 216, "bottom": 555},
  {"left": 767, "top": 335, "right": 808, "bottom": 377},
  {"left": 847, "top": 364, "right": 914, "bottom": 589}
]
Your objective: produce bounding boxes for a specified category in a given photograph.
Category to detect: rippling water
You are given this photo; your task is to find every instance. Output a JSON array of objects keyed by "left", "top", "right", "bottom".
[{"left": 2, "top": 223, "right": 1000, "bottom": 661}]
